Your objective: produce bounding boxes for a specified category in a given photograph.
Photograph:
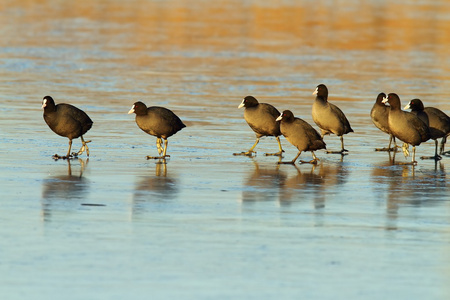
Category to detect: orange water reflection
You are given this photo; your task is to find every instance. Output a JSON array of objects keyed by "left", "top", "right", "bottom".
[
  {"left": 2, "top": 1, "right": 450, "bottom": 116},
  {"left": 3, "top": 1, "right": 449, "bottom": 59}
]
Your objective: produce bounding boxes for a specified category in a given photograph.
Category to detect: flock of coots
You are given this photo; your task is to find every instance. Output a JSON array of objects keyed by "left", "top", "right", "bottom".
[{"left": 41, "top": 84, "right": 450, "bottom": 165}]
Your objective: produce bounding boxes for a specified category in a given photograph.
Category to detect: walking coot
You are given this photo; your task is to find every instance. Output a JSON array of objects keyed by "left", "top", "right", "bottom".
[
  {"left": 42, "top": 96, "right": 93, "bottom": 160},
  {"left": 234, "top": 96, "right": 283, "bottom": 157},
  {"left": 128, "top": 101, "right": 186, "bottom": 160},
  {"left": 276, "top": 110, "right": 326, "bottom": 164},
  {"left": 312, "top": 84, "right": 353, "bottom": 154},
  {"left": 382, "top": 93, "right": 430, "bottom": 164}
]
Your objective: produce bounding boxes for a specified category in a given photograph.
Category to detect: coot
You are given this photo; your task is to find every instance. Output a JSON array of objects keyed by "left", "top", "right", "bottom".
[
  {"left": 42, "top": 96, "right": 93, "bottom": 160},
  {"left": 276, "top": 110, "right": 326, "bottom": 164},
  {"left": 382, "top": 93, "right": 430, "bottom": 164},
  {"left": 234, "top": 96, "right": 283, "bottom": 157},
  {"left": 128, "top": 101, "right": 186, "bottom": 160},
  {"left": 404, "top": 98, "right": 450, "bottom": 159},
  {"left": 404, "top": 99, "right": 429, "bottom": 125},
  {"left": 370, "top": 92, "right": 397, "bottom": 151},
  {"left": 312, "top": 84, "right": 353, "bottom": 154}
]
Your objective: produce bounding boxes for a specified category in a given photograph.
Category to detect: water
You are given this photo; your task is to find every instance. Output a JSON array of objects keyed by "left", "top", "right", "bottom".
[{"left": 1, "top": 0, "right": 450, "bottom": 299}]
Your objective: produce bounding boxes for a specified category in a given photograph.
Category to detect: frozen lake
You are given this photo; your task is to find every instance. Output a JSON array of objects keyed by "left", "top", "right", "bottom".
[{"left": 1, "top": 0, "right": 450, "bottom": 299}]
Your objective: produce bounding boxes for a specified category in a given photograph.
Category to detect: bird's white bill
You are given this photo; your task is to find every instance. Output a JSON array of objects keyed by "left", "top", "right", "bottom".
[
  {"left": 238, "top": 99, "right": 245, "bottom": 109},
  {"left": 404, "top": 102, "right": 411, "bottom": 110},
  {"left": 381, "top": 97, "right": 388, "bottom": 104},
  {"left": 276, "top": 114, "right": 283, "bottom": 121},
  {"left": 312, "top": 87, "right": 318, "bottom": 96},
  {"left": 41, "top": 99, "right": 47, "bottom": 109},
  {"left": 128, "top": 105, "right": 135, "bottom": 114}
]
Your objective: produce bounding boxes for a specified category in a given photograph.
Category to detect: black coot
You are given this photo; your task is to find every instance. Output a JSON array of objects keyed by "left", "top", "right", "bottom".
[
  {"left": 312, "top": 84, "right": 353, "bottom": 154},
  {"left": 382, "top": 93, "right": 430, "bottom": 164},
  {"left": 128, "top": 101, "right": 186, "bottom": 160},
  {"left": 370, "top": 92, "right": 398, "bottom": 151},
  {"left": 42, "top": 96, "right": 93, "bottom": 159},
  {"left": 234, "top": 96, "right": 283, "bottom": 157},
  {"left": 404, "top": 99, "right": 429, "bottom": 125},
  {"left": 276, "top": 110, "right": 326, "bottom": 164},
  {"left": 404, "top": 98, "right": 450, "bottom": 159}
]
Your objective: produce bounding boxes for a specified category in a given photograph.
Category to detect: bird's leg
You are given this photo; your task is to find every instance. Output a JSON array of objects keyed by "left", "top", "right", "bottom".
[
  {"left": 75, "top": 136, "right": 91, "bottom": 157},
  {"left": 63, "top": 139, "right": 72, "bottom": 159},
  {"left": 375, "top": 135, "right": 392, "bottom": 151},
  {"left": 162, "top": 139, "right": 169, "bottom": 158},
  {"left": 156, "top": 138, "right": 164, "bottom": 155},
  {"left": 396, "top": 146, "right": 417, "bottom": 165},
  {"left": 393, "top": 136, "right": 400, "bottom": 149},
  {"left": 420, "top": 139, "right": 442, "bottom": 160},
  {"left": 147, "top": 138, "right": 170, "bottom": 160},
  {"left": 264, "top": 136, "right": 284, "bottom": 156},
  {"left": 300, "top": 151, "right": 320, "bottom": 164},
  {"left": 435, "top": 140, "right": 442, "bottom": 160},
  {"left": 244, "top": 137, "right": 259, "bottom": 156},
  {"left": 326, "top": 136, "right": 348, "bottom": 154},
  {"left": 391, "top": 136, "right": 400, "bottom": 151},
  {"left": 278, "top": 151, "right": 301, "bottom": 165},
  {"left": 84, "top": 136, "right": 91, "bottom": 157},
  {"left": 439, "top": 136, "right": 445, "bottom": 154},
  {"left": 340, "top": 136, "right": 349, "bottom": 153},
  {"left": 233, "top": 137, "right": 259, "bottom": 157},
  {"left": 412, "top": 146, "right": 417, "bottom": 164},
  {"left": 67, "top": 139, "right": 73, "bottom": 158},
  {"left": 53, "top": 139, "right": 74, "bottom": 160},
  {"left": 440, "top": 136, "right": 450, "bottom": 155},
  {"left": 375, "top": 135, "right": 399, "bottom": 152}
]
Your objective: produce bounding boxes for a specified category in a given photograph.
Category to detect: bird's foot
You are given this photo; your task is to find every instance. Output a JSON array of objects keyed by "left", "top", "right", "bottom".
[
  {"left": 300, "top": 159, "right": 318, "bottom": 165},
  {"left": 396, "top": 161, "right": 417, "bottom": 166},
  {"left": 52, "top": 154, "right": 75, "bottom": 160},
  {"left": 71, "top": 151, "right": 81, "bottom": 157},
  {"left": 277, "top": 160, "right": 295, "bottom": 165},
  {"left": 233, "top": 151, "right": 256, "bottom": 157},
  {"left": 420, "top": 155, "right": 442, "bottom": 161},
  {"left": 76, "top": 146, "right": 86, "bottom": 156},
  {"left": 76, "top": 140, "right": 91, "bottom": 156},
  {"left": 326, "top": 149, "right": 348, "bottom": 155},
  {"left": 375, "top": 147, "right": 398, "bottom": 152},
  {"left": 441, "top": 151, "right": 450, "bottom": 156},
  {"left": 264, "top": 150, "right": 284, "bottom": 157},
  {"left": 146, "top": 155, "right": 170, "bottom": 160}
]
